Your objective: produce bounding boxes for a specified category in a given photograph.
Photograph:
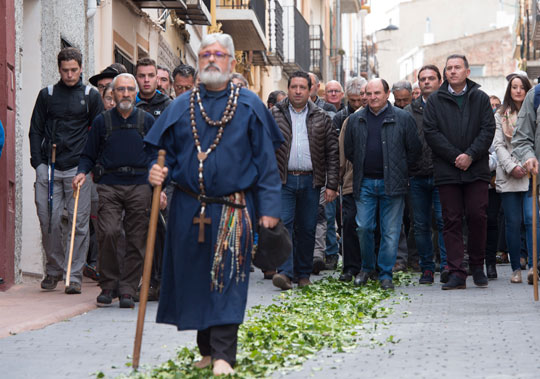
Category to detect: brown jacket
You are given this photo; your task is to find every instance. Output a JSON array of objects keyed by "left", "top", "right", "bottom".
[
  {"left": 272, "top": 98, "right": 339, "bottom": 190},
  {"left": 339, "top": 118, "right": 354, "bottom": 195}
]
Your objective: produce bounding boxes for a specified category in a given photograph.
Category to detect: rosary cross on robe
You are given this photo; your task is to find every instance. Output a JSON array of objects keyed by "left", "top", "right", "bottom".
[{"left": 193, "top": 205, "right": 211, "bottom": 243}]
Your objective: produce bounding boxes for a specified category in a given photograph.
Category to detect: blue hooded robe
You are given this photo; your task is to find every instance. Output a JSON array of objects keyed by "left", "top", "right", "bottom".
[{"left": 144, "top": 83, "right": 283, "bottom": 330}]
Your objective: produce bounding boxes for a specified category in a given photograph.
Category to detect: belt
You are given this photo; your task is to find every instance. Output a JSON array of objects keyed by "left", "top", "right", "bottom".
[
  {"left": 173, "top": 182, "right": 246, "bottom": 209},
  {"left": 288, "top": 170, "right": 313, "bottom": 176},
  {"left": 104, "top": 166, "right": 147, "bottom": 175}
]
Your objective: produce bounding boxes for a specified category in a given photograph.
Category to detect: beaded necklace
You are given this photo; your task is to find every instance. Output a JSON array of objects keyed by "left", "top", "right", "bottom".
[{"left": 189, "top": 82, "right": 240, "bottom": 242}]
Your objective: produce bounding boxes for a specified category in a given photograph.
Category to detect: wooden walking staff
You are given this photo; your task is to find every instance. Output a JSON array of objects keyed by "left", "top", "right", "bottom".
[
  {"left": 533, "top": 174, "right": 539, "bottom": 301},
  {"left": 133, "top": 150, "right": 166, "bottom": 370},
  {"left": 65, "top": 182, "right": 81, "bottom": 287}
]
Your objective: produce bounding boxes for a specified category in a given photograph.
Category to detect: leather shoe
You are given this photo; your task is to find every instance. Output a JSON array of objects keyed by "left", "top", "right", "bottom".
[
  {"left": 272, "top": 273, "right": 293, "bottom": 290},
  {"left": 442, "top": 274, "right": 466, "bottom": 290},
  {"left": 263, "top": 270, "right": 276, "bottom": 280},
  {"left": 440, "top": 266, "right": 450, "bottom": 283},
  {"left": 298, "top": 277, "right": 312, "bottom": 288},
  {"left": 486, "top": 264, "right": 497, "bottom": 279},
  {"left": 312, "top": 257, "right": 325, "bottom": 275},
  {"left": 472, "top": 268, "right": 488, "bottom": 287},
  {"left": 392, "top": 261, "right": 407, "bottom": 273},
  {"left": 339, "top": 270, "right": 356, "bottom": 282},
  {"left": 354, "top": 271, "right": 375, "bottom": 287},
  {"left": 380, "top": 279, "right": 394, "bottom": 290}
]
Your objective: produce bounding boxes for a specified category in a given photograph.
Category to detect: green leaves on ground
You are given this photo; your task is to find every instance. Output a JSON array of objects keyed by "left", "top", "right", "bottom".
[{"left": 123, "top": 275, "right": 410, "bottom": 378}]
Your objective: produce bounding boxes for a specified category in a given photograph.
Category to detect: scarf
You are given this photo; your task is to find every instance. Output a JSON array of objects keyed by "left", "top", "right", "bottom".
[{"left": 501, "top": 109, "right": 517, "bottom": 140}]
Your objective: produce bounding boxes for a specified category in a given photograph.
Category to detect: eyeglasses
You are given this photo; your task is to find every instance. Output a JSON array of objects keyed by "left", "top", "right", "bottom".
[
  {"left": 98, "top": 84, "right": 107, "bottom": 91},
  {"left": 174, "top": 85, "right": 193, "bottom": 92},
  {"left": 199, "top": 51, "right": 230, "bottom": 61},
  {"left": 326, "top": 89, "right": 342, "bottom": 94},
  {"left": 115, "top": 86, "right": 136, "bottom": 93}
]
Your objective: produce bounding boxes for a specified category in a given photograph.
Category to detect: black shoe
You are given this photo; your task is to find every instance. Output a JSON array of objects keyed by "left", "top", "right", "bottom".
[
  {"left": 324, "top": 254, "right": 339, "bottom": 270},
  {"left": 472, "top": 268, "right": 488, "bottom": 287},
  {"left": 486, "top": 264, "right": 497, "bottom": 279},
  {"left": 119, "top": 294, "right": 135, "bottom": 308},
  {"left": 419, "top": 270, "right": 434, "bottom": 284},
  {"left": 354, "top": 271, "right": 375, "bottom": 287},
  {"left": 312, "top": 257, "right": 325, "bottom": 275},
  {"left": 380, "top": 279, "right": 394, "bottom": 290},
  {"left": 41, "top": 274, "right": 62, "bottom": 290},
  {"left": 0, "top": 277, "right": 4, "bottom": 285},
  {"left": 339, "top": 270, "right": 356, "bottom": 282},
  {"left": 442, "top": 274, "right": 466, "bottom": 290},
  {"left": 440, "top": 266, "right": 450, "bottom": 283},
  {"left": 65, "top": 282, "right": 82, "bottom": 294},
  {"left": 97, "top": 289, "right": 117, "bottom": 306}
]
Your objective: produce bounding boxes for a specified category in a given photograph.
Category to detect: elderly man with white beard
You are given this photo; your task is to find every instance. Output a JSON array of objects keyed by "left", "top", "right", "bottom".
[
  {"left": 144, "top": 33, "right": 284, "bottom": 376},
  {"left": 73, "top": 73, "right": 156, "bottom": 308}
]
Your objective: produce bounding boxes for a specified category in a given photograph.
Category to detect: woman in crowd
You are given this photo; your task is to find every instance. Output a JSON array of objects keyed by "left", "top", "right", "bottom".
[
  {"left": 493, "top": 73, "right": 535, "bottom": 283},
  {"left": 102, "top": 83, "right": 115, "bottom": 111}
]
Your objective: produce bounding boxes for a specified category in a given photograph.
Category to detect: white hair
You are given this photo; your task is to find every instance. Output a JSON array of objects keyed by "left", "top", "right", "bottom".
[
  {"left": 112, "top": 73, "right": 139, "bottom": 93},
  {"left": 198, "top": 33, "right": 236, "bottom": 64}
]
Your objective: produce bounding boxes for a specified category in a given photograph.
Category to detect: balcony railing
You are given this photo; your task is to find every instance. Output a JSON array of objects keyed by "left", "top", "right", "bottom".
[
  {"left": 310, "top": 25, "right": 325, "bottom": 79},
  {"left": 132, "top": 0, "right": 211, "bottom": 25},
  {"left": 267, "top": 0, "right": 284, "bottom": 65},
  {"left": 282, "top": 3, "right": 310, "bottom": 75},
  {"left": 217, "top": 1, "right": 266, "bottom": 35}
]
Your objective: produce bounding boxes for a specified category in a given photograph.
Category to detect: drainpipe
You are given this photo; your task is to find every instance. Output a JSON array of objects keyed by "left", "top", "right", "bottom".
[{"left": 87, "top": 0, "right": 97, "bottom": 19}]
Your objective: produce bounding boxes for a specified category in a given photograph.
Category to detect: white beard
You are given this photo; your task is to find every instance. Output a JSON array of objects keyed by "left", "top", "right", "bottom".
[
  {"left": 199, "top": 62, "right": 230, "bottom": 88},
  {"left": 118, "top": 99, "right": 134, "bottom": 111}
]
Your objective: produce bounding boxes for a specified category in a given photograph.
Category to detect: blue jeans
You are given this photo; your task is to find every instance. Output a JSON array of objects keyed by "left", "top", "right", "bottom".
[
  {"left": 500, "top": 185, "right": 540, "bottom": 270},
  {"left": 278, "top": 174, "right": 320, "bottom": 279},
  {"left": 409, "top": 176, "right": 447, "bottom": 272},
  {"left": 355, "top": 178, "right": 405, "bottom": 280},
  {"left": 325, "top": 199, "right": 339, "bottom": 256}
]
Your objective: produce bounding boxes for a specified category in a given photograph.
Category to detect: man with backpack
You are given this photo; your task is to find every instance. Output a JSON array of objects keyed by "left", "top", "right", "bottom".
[
  {"left": 29, "top": 47, "right": 103, "bottom": 294},
  {"left": 72, "top": 73, "right": 155, "bottom": 308}
]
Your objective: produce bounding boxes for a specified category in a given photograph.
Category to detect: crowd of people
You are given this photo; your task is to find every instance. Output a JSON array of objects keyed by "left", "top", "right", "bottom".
[{"left": 27, "top": 32, "right": 540, "bottom": 375}]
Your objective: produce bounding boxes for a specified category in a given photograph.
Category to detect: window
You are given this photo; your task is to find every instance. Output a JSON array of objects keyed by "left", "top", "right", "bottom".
[
  {"left": 469, "top": 65, "right": 485, "bottom": 77},
  {"left": 114, "top": 47, "right": 134, "bottom": 74}
]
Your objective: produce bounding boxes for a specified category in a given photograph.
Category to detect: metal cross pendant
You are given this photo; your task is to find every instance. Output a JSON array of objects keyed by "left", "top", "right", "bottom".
[{"left": 193, "top": 208, "right": 211, "bottom": 243}]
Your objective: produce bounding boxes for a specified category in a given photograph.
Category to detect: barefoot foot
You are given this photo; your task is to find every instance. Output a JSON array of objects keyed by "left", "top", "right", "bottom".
[
  {"left": 213, "top": 359, "right": 235, "bottom": 376},
  {"left": 194, "top": 355, "right": 211, "bottom": 369}
]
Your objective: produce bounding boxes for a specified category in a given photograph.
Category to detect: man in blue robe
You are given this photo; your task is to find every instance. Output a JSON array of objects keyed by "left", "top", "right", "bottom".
[{"left": 145, "top": 33, "right": 283, "bottom": 376}]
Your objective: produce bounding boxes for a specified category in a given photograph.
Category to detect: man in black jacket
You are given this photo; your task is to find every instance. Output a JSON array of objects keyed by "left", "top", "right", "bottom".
[
  {"left": 423, "top": 54, "right": 495, "bottom": 290},
  {"left": 135, "top": 57, "right": 172, "bottom": 119},
  {"left": 404, "top": 64, "right": 448, "bottom": 285},
  {"left": 29, "top": 47, "right": 104, "bottom": 294},
  {"left": 344, "top": 78, "right": 421, "bottom": 290},
  {"left": 73, "top": 73, "right": 155, "bottom": 308}
]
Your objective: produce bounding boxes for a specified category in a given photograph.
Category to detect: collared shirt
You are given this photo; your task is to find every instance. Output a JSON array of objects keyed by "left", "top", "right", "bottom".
[
  {"left": 368, "top": 103, "right": 389, "bottom": 116},
  {"left": 287, "top": 103, "right": 313, "bottom": 171},
  {"left": 448, "top": 83, "right": 467, "bottom": 96}
]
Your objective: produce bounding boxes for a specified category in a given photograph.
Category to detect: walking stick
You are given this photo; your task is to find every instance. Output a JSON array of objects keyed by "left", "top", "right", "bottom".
[
  {"left": 533, "top": 174, "right": 539, "bottom": 301},
  {"left": 47, "top": 144, "right": 57, "bottom": 234},
  {"left": 133, "top": 150, "right": 166, "bottom": 370},
  {"left": 66, "top": 182, "right": 81, "bottom": 287}
]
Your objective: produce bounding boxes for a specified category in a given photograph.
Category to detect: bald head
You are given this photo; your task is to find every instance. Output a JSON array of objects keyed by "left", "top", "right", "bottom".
[{"left": 325, "top": 80, "right": 344, "bottom": 109}]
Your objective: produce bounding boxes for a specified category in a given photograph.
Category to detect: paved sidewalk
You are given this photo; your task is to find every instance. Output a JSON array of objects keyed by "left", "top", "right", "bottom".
[{"left": 1, "top": 266, "right": 539, "bottom": 378}]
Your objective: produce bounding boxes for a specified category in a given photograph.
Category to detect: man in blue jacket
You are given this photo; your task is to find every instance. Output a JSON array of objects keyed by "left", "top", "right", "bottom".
[{"left": 344, "top": 78, "right": 421, "bottom": 290}]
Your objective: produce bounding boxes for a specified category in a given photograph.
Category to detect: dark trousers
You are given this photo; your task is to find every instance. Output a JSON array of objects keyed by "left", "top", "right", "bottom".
[
  {"left": 96, "top": 184, "right": 151, "bottom": 296},
  {"left": 438, "top": 181, "right": 488, "bottom": 279},
  {"left": 197, "top": 324, "right": 239, "bottom": 366},
  {"left": 485, "top": 188, "right": 501, "bottom": 267},
  {"left": 342, "top": 194, "right": 361, "bottom": 274}
]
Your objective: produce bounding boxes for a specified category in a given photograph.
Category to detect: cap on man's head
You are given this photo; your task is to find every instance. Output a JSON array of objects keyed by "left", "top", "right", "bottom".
[{"left": 89, "top": 65, "right": 121, "bottom": 86}]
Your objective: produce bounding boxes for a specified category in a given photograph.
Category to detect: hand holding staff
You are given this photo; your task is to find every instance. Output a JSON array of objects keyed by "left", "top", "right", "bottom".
[
  {"left": 133, "top": 150, "right": 166, "bottom": 370},
  {"left": 66, "top": 182, "right": 81, "bottom": 287}
]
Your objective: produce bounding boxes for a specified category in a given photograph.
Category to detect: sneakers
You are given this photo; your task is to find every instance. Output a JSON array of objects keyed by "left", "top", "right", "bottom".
[
  {"left": 312, "top": 257, "right": 325, "bottom": 275},
  {"left": 419, "top": 270, "right": 434, "bottom": 284},
  {"left": 97, "top": 289, "right": 118, "bottom": 307},
  {"left": 472, "top": 268, "right": 488, "bottom": 287},
  {"left": 510, "top": 269, "right": 522, "bottom": 283},
  {"left": 324, "top": 255, "right": 339, "bottom": 270},
  {"left": 440, "top": 266, "right": 450, "bottom": 283},
  {"left": 65, "top": 282, "right": 82, "bottom": 294},
  {"left": 298, "top": 278, "right": 312, "bottom": 288},
  {"left": 380, "top": 279, "right": 394, "bottom": 290},
  {"left": 40, "top": 274, "right": 63, "bottom": 290},
  {"left": 119, "top": 294, "right": 135, "bottom": 308},
  {"left": 272, "top": 273, "right": 293, "bottom": 290},
  {"left": 442, "top": 274, "right": 466, "bottom": 290},
  {"left": 83, "top": 264, "right": 99, "bottom": 281}
]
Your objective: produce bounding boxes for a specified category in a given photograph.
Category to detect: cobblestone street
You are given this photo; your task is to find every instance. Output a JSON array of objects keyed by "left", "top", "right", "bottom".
[{"left": 1, "top": 266, "right": 539, "bottom": 378}]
